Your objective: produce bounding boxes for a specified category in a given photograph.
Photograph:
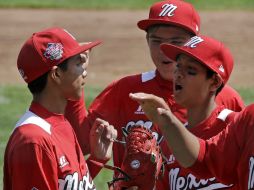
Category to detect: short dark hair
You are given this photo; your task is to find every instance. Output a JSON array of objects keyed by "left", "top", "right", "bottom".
[
  {"left": 146, "top": 24, "right": 194, "bottom": 37},
  {"left": 27, "top": 59, "right": 69, "bottom": 95}
]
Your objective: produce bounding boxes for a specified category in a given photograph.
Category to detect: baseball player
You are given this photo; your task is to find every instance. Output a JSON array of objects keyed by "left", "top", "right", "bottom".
[
  {"left": 130, "top": 34, "right": 238, "bottom": 189},
  {"left": 3, "top": 27, "right": 117, "bottom": 190},
  {"left": 129, "top": 79, "right": 254, "bottom": 188},
  {"left": 65, "top": 0, "right": 244, "bottom": 189}
]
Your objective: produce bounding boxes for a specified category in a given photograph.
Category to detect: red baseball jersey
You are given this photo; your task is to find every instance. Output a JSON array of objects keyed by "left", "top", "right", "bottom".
[
  {"left": 161, "top": 106, "right": 237, "bottom": 189},
  {"left": 65, "top": 70, "right": 244, "bottom": 189},
  {"left": 4, "top": 102, "right": 96, "bottom": 190},
  {"left": 191, "top": 104, "right": 254, "bottom": 190}
]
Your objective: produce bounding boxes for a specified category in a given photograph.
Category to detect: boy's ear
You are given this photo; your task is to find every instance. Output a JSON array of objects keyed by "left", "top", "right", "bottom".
[
  {"left": 210, "top": 74, "right": 223, "bottom": 93},
  {"left": 49, "top": 66, "right": 61, "bottom": 83}
]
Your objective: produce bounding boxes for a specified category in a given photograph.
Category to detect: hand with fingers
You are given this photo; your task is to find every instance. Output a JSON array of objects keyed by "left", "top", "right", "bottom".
[{"left": 89, "top": 118, "right": 117, "bottom": 160}]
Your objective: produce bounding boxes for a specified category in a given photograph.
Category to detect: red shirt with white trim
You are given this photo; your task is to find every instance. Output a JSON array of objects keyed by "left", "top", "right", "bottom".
[
  {"left": 191, "top": 104, "right": 254, "bottom": 190},
  {"left": 65, "top": 70, "right": 244, "bottom": 189},
  {"left": 4, "top": 102, "right": 95, "bottom": 190},
  {"left": 162, "top": 106, "right": 237, "bottom": 190}
]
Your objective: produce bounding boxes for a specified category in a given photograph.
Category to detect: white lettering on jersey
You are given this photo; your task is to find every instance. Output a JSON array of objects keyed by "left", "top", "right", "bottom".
[
  {"left": 169, "top": 168, "right": 231, "bottom": 190},
  {"left": 248, "top": 157, "right": 254, "bottom": 189},
  {"left": 184, "top": 36, "right": 204, "bottom": 48},
  {"left": 159, "top": 3, "right": 177, "bottom": 17},
  {"left": 58, "top": 172, "right": 95, "bottom": 190},
  {"left": 123, "top": 120, "right": 163, "bottom": 144},
  {"left": 167, "top": 154, "right": 176, "bottom": 164},
  {"left": 15, "top": 110, "right": 51, "bottom": 134}
]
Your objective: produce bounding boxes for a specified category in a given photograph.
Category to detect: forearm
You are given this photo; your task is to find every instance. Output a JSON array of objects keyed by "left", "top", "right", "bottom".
[{"left": 158, "top": 109, "right": 200, "bottom": 168}]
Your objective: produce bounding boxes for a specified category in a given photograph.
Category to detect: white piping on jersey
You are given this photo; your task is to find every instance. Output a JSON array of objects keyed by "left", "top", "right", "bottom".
[
  {"left": 141, "top": 70, "right": 156, "bottom": 82},
  {"left": 183, "top": 109, "right": 233, "bottom": 127},
  {"left": 15, "top": 110, "right": 51, "bottom": 134},
  {"left": 217, "top": 109, "right": 233, "bottom": 121}
]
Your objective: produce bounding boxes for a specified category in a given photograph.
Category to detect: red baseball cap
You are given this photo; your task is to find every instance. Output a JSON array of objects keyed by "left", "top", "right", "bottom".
[
  {"left": 17, "top": 27, "right": 102, "bottom": 83},
  {"left": 160, "top": 35, "right": 234, "bottom": 84},
  {"left": 137, "top": 0, "right": 200, "bottom": 35}
]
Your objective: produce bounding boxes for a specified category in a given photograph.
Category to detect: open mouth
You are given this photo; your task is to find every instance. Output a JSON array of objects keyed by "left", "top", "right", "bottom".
[{"left": 175, "top": 84, "right": 183, "bottom": 91}]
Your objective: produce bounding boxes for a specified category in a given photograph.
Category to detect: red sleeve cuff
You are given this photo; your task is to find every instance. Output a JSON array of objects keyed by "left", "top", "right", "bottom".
[{"left": 86, "top": 155, "right": 109, "bottom": 178}]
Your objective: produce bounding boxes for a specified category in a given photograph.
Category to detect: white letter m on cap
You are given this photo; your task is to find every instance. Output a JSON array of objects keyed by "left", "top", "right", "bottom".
[
  {"left": 159, "top": 4, "right": 177, "bottom": 17},
  {"left": 184, "top": 36, "right": 204, "bottom": 48}
]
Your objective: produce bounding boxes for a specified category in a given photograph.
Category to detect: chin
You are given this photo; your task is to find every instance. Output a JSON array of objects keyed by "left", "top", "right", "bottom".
[{"left": 69, "top": 93, "right": 82, "bottom": 101}]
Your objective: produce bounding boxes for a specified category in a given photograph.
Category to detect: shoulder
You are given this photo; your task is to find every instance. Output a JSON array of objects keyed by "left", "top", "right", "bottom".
[
  {"left": 101, "top": 70, "right": 156, "bottom": 93},
  {"left": 216, "top": 84, "right": 245, "bottom": 112},
  {"left": 238, "top": 104, "right": 254, "bottom": 121},
  {"left": 220, "top": 85, "right": 240, "bottom": 95},
  {"left": 114, "top": 70, "right": 156, "bottom": 85},
  {"left": 10, "top": 110, "right": 53, "bottom": 146}
]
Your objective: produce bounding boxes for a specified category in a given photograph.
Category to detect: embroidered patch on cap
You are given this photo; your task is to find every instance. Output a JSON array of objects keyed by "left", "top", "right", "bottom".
[{"left": 44, "top": 43, "right": 64, "bottom": 61}]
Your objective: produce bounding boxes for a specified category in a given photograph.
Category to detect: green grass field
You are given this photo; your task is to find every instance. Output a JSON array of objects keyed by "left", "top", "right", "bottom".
[
  {"left": 0, "top": 0, "right": 253, "bottom": 10},
  {"left": 0, "top": 85, "right": 254, "bottom": 188}
]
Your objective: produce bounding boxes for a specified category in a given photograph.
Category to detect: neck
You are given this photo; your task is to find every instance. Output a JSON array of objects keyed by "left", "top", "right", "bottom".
[
  {"left": 187, "top": 98, "right": 217, "bottom": 128},
  {"left": 33, "top": 87, "right": 67, "bottom": 114}
]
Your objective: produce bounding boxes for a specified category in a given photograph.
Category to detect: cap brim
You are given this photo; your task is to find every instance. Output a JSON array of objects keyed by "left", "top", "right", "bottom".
[
  {"left": 137, "top": 19, "right": 196, "bottom": 35},
  {"left": 78, "top": 40, "right": 102, "bottom": 53},
  {"left": 160, "top": 43, "right": 215, "bottom": 73},
  {"left": 70, "top": 40, "right": 102, "bottom": 58}
]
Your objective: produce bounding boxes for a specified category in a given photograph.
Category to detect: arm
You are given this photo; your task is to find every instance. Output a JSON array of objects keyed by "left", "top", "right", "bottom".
[
  {"left": 130, "top": 92, "right": 243, "bottom": 185},
  {"left": 65, "top": 91, "right": 91, "bottom": 154}
]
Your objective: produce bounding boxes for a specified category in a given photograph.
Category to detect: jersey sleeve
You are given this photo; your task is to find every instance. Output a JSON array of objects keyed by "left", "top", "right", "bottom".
[
  {"left": 190, "top": 112, "right": 243, "bottom": 185},
  {"left": 65, "top": 91, "right": 91, "bottom": 155},
  {"left": 4, "top": 143, "right": 58, "bottom": 190},
  {"left": 216, "top": 84, "right": 245, "bottom": 112}
]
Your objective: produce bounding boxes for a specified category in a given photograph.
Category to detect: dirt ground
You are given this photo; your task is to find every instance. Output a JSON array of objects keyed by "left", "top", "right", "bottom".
[{"left": 0, "top": 9, "right": 254, "bottom": 89}]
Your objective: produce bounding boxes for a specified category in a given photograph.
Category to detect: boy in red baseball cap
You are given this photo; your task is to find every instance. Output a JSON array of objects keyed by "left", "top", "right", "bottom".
[
  {"left": 3, "top": 27, "right": 117, "bottom": 190},
  {"left": 65, "top": 1, "right": 244, "bottom": 189},
  {"left": 130, "top": 34, "right": 238, "bottom": 189},
  {"left": 130, "top": 35, "right": 254, "bottom": 190}
]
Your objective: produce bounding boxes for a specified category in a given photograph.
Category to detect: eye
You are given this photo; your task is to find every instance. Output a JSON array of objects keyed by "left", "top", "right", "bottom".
[
  {"left": 170, "top": 40, "right": 185, "bottom": 46},
  {"left": 188, "top": 71, "right": 196, "bottom": 75},
  {"left": 187, "top": 68, "right": 197, "bottom": 75}
]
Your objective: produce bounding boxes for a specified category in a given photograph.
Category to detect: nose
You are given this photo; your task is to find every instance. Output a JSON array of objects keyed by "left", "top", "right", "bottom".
[{"left": 174, "top": 68, "right": 184, "bottom": 80}]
